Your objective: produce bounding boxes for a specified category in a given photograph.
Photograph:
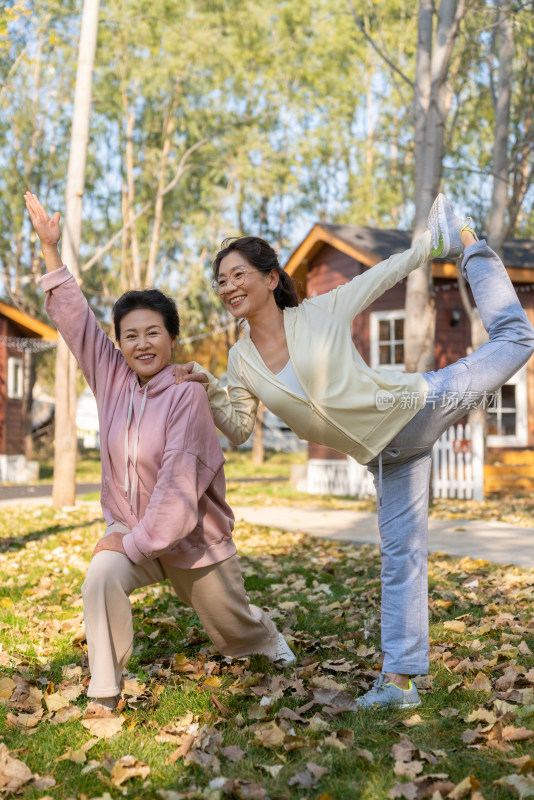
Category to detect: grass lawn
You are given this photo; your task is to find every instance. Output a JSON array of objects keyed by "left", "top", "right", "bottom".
[
  {"left": 0, "top": 502, "right": 533, "bottom": 799},
  {"left": 38, "top": 448, "right": 534, "bottom": 528}
]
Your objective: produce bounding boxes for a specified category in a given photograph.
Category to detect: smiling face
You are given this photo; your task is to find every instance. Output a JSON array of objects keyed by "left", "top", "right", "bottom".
[
  {"left": 217, "top": 251, "right": 278, "bottom": 319},
  {"left": 119, "top": 308, "right": 176, "bottom": 385}
]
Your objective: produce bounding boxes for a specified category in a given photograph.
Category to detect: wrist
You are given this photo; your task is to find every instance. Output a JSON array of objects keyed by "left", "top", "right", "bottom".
[{"left": 40, "top": 242, "right": 60, "bottom": 255}]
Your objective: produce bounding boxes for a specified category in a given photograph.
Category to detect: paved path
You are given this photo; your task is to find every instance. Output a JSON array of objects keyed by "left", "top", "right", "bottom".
[
  {"left": 233, "top": 505, "right": 534, "bottom": 568},
  {"left": 1, "top": 485, "right": 532, "bottom": 567},
  {"left": 0, "top": 483, "right": 101, "bottom": 504}
]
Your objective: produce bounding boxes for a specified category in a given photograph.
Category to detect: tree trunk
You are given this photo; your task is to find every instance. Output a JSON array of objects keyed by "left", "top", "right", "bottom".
[
  {"left": 487, "top": 0, "right": 513, "bottom": 255},
  {"left": 145, "top": 112, "right": 175, "bottom": 287},
  {"left": 252, "top": 402, "right": 265, "bottom": 467},
  {"left": 404, "top": 0, "right": 465, "bottom": 374},
  {"left": 52, "top": 0, "right": 100, "bottom": 508},
  {"left": 124, "top": 100, "right": 142, "bottom": 287}
]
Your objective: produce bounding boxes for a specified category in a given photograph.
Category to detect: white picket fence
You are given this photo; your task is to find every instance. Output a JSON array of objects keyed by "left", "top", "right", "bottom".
[
  {"left": 306, "top": 423, "right": 484, "bottom": 501},
  {"left": 432, "top": 423, "right": 484, "bottom": 501}
]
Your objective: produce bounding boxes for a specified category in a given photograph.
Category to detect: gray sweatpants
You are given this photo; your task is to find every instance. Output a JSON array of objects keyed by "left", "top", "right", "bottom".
[{"left": 367, "top": 240, "right": 534, "bottom": 675}]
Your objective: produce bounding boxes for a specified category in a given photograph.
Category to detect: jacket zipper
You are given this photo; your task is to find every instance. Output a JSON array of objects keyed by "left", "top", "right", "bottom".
[{"left": 239, "top": 347, "right": 362, "bottom": 447}]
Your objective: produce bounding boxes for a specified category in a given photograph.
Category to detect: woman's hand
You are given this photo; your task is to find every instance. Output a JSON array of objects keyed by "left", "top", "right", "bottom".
[
  {"left": 173, "top": 362, "right": 208, "bottom": 385},
  {"left": 24, "top": 192, "right": 63, "bottom": 272},
  {"left": 92, "top": 531, "right": 127, "bottom": 559},
  {"left": 24, "top": 193, "right": 61, "bottom": 247}
]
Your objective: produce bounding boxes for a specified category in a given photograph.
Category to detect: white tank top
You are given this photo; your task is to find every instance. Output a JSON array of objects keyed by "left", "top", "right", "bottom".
[{"left": 276, "top": 359, "right": 306, "bottom": 399}]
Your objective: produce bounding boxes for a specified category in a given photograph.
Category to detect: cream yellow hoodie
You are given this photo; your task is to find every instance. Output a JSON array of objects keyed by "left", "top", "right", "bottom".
[{"left": 194, "top": 231, "right": 432, "bottom": 465}]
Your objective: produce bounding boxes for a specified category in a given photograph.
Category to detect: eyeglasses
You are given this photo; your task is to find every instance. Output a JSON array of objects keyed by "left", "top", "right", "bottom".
[{"left": 211, "top": 268, "right": 251, "bottom": 294}]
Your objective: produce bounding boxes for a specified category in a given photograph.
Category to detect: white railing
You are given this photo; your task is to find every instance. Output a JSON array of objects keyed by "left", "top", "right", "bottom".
[
  {"left": 306, "top": 423, "right": 484, "bottom": 501},
  {"left": 432, "top": 422, "right": 484, "bottom": 501}
]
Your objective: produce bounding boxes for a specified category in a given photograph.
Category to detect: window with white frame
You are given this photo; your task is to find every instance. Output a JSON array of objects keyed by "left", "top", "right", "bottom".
[
  {"left": 486, "top": 366, "right": 528, "bottom": 447},
  {"left": 7, "top": 357, "right": 24, "bottom": 400},
  {"left": 370, "top": 311, "right": 405, "bottom": 369}
]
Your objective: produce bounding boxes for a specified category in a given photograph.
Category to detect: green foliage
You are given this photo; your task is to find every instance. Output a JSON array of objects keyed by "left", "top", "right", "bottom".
[{"left": 1, "top": 0, "right": 533, "bottom": 375}]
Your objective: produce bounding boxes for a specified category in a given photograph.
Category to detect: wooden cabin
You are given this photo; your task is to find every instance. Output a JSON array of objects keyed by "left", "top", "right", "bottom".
[
  {"left": 284, "top": 224, "right": 534, "bottom": 494},
  {"left": 0, "top": 300, "right": 57, "bottom": 482}
]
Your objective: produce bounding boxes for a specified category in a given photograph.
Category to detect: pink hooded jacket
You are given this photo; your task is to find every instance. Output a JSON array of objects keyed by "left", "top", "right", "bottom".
[{"left": 39, "top": 266, "right": 236, "bottom": 569}]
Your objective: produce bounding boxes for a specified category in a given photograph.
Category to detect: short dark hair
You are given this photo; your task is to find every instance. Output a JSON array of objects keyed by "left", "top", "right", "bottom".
[
  {"left": 112, "top": 289, "right": 180, "bottom": 341},
  {"left": 213, "top": 236, "right": 299, "bottom": 310}
]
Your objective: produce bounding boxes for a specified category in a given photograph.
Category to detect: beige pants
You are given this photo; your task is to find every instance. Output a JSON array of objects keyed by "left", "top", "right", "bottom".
[{"left": 82, "top": 524, "right": 278, "bottom": 697}]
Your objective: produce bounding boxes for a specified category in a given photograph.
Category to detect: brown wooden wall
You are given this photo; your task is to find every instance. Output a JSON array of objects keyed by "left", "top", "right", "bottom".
[
  {"left": 305, "top": 244, "right": 534, "bottom": 460},
  {"left": 0, "top": 318, "right": 26, "bottom": 456}
]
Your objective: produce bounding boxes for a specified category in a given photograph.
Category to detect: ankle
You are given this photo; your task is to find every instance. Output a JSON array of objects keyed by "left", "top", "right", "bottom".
[
  {"left": 461, "top": 230, "right": 476, "bottom": 248},
  {"left": 386, "top": 672, "right": 411, "bottom": 690}
]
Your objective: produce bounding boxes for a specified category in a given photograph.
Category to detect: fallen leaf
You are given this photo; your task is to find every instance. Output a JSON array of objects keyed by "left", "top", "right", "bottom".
[
  {"left": 389, "top": 782, "right": 418, "bottom": 799},
  {"left": 31, "top": 774, "right": 56, "bottom": 791},
  {"left": 323, "top": 728, "right": 354, "bottom": 750},
  {"left": 470, "top": 672, "right": 492, "bottom": 692},
  {"left": 444, "top": 620, "right": 466, "bottom": 633},
  {"left": 311, "top": 688, "right": 359, "bottom": 713},
  {"left": 254, "top": 721, "right": 287, "bottom": 748},
  {"left": 81, "top": 704, "right": 125, "bottom": 739},
  {"left": 122, "top": 678, "right": 146, "bottom": 697},
  {"left": 507, "top": 756, "right": 534, "bottom": 773},
  {"left": 394, "top": 759, "right": 424, "bottom": 779},
  {"left": 44, "top": 691, "right": 69, "bottom": 712},
  {"left": 392, "top": 735, "right": 418, "bottom": 763},
  {"left": 495, "top": 666, "right": 520, "bottom": 692},
  {"left": 110, "top": 755, "right": 150, "bottom": 786},
  {"left": 466, "top": 708, "right": 497, "bottom": 724},
  {"left": 0, "top": 677, "right": 15, "bottom": 700},
  {"left": 400, "top": 714, "right": 423, "bottom": 728},
  {"left": 0, "top": 743, "right": 33, "bottom": 795},
  {"left": 502, "top": 726, "right": 534, "bottom": 742},
  {"left": 440, "top": 708, "right": 459, "bottom": 718},
  {"left": 309, "top": 675, "right": 346, "bottom": 691},
  {"left": 220, "top": 745, "right": 245, "bottom": 762},
  {"left": 259, "top": 764, "right": 283, "bottom": 778},
  {"left": 494, "top": 773, "right": 534, "bottom": 798},
  {"left": 221, "top": 778, "right": 267, "bottom": 799},
  {"left": 448, "top": 775, "right": 481, "bottom": 799},
  {"left": 6, "top": 709, "right": 43, "bottom": 729},
  {"left": 412, "top": 675, "right": 434, "bottom": 690},
  {"left": 50, "top": 704, "right": 82, "bottom": 724}
]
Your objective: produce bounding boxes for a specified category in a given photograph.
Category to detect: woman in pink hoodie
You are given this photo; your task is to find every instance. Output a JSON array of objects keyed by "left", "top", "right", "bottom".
[{"left": 25, "top": 193, "right": 295, "bottom": 708}]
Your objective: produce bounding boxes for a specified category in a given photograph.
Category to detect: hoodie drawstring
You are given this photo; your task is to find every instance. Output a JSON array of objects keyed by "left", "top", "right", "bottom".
[
  {"left": 377, "top": 447, "right": 400, "bottom": 508},
  {"left": 124, "top": 382, "right": 148, "bottom": 512}
]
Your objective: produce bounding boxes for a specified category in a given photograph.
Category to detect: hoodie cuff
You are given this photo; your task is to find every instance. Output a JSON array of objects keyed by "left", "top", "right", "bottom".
[
  {"left": 122, "top": 533, "right": 148, "bottom": 564},
  {"left": 38, "top": 264, "right": 73, "bottom": 291}
]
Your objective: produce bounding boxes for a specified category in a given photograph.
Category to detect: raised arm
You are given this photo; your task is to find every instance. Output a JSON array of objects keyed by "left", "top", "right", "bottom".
[
  {"left": 308, "top": 230, "right": 432, "bottom": 323},
  {"left": 26, "top": 193, "right": 124, "bottom": 393}
]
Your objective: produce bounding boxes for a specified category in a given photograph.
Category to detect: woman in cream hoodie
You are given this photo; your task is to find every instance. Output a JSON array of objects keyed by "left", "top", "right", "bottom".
[
  {"left": 176, "top": 195, "right": 534, "bottom": 709},
  {"left": 25, "top": 193, "right": 295, "bottom": 709}
]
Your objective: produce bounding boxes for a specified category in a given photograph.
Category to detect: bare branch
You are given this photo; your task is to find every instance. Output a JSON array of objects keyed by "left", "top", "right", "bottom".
[
  {"left": 345, "top": 0, "right": 414, "bottom": 90},
  {"left": 80, "top": 137, "right": 209, "bottom": 273}
]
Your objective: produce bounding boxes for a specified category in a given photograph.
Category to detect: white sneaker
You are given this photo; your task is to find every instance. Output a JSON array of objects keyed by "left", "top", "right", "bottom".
[
  {"left": 428, "top": 194, "right": 475, "bottom": 259},
  {"left": 269, "top": 633, "right": 296, "bottom": 667}
]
